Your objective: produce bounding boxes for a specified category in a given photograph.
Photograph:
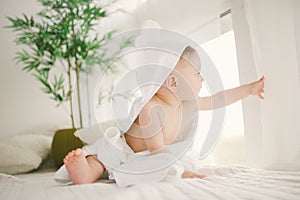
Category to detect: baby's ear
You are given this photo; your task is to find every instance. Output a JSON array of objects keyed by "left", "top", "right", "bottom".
[{"left": 165, "top": 74, "right": 178, "bottom": 91}]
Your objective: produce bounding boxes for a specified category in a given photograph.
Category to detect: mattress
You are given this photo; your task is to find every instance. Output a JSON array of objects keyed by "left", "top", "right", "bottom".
[{"left": 0, "top": 165, "right": 299, "bottom": 200}]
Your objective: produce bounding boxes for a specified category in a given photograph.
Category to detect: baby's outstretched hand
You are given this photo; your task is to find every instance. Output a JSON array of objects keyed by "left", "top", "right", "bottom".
[
  {"left": 249, "top": 76, "right": 264, "bottom": 99},
  {"left": 250, "top": 76, "right": 265, "bottom": 99}
]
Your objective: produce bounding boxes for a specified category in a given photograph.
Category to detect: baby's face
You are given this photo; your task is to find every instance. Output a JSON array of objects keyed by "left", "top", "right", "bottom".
[{"left": 174, "top": 54, "right": 203, "bottom": 97}]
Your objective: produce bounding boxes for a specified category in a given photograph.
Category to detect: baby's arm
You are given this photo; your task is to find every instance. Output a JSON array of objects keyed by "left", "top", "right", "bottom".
[
  {"left": 198, "top": 76, "right": 264, "bottom": 110},
  {"left": 138, "top": 102, "right": 166, "bottom": 153},
  {"left": 139, "top": 102, "right": 206, "bottom": 179}
]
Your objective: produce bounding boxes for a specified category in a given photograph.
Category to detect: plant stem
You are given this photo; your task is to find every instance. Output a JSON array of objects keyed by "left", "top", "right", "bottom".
[
  {"left": 70, "top": 13, "right": 83, "bottom": 129},
  {"left": 67, "top": 58, "right": 75, "bottom": 128},
  {"left": 75, "top": 59, "right": 83, "bottom": 128},
  {"left": 86, "top": 72, "right": 92, "bottom": 126}
]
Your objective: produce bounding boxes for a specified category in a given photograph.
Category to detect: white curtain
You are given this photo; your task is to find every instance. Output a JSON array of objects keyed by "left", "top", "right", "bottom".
[{"left": 232, "top": 0, "right": 300, "bottom": 170}]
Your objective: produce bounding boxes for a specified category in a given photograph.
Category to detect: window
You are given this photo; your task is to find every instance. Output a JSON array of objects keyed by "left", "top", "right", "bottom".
[{"left": 192, "top": 30, "right": 246, "bottom": 165}]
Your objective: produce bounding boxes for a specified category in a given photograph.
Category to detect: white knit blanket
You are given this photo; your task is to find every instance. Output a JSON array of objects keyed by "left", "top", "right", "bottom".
[{"left": 1, "top": 165, "right": 300, "bottom": 200}]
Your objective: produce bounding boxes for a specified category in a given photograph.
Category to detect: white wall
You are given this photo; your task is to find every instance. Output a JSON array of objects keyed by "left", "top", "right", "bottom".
[
  {"left": 0, "top": 0, "right": 68, "bottom": 137},
  {"left": 0, "top": 0, "right": 138, "bottom": 137},
  {"left": 294, "top": 0, "right": 300, "bottom": 84},
  {"left": 0, "top": 0, "right": 232, "bottom": 138},
  {"left": 135, "top": 0, "right": 227, "bottom": 41}
]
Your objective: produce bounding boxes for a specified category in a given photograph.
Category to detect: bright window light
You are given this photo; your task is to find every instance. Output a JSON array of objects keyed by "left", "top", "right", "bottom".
[
  {"left": 193, "top": 30, "right": 245, "bottom": 165},
  {"left": 202, "top": 30, "right": 244, "bottom": 137}
]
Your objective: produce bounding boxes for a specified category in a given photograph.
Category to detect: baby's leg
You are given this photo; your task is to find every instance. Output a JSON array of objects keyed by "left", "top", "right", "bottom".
[
  {"left": 64, "top": 148, "right": 105, "bottom": 184},
  {"left": 182, "top": 170, "right": 206, "bottom": 179}
]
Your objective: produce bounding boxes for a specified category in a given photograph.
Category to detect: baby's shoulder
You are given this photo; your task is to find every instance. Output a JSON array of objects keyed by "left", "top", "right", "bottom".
[
  {"left": 139, "top": 97, "right": 166, "bottom": 117},
  {"left": 142, "top": 98, "right": 162, "bottom": 111}
]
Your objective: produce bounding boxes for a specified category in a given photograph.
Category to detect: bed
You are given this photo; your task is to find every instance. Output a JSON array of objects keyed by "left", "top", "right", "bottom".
[{"left": 1, "top": 165, "right": 299, "bottom": 200}]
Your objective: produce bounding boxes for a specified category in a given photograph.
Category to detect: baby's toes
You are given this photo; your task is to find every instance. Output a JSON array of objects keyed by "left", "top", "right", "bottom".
[
  {"left": 64, "top": 150, "right": 76, "bottom": 163},
  {"left": 68, "top": 150, "right": 76, "bottom": 158},
  {"left": 64, "top": 153, "right": 72, "bottom": 164},
  {"left": 74, "top": 148, "right": 83, "bottom": 156}
]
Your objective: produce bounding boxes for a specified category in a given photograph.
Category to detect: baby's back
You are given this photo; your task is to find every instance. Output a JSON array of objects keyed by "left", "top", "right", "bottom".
[{"left": 125, "top": 95, "right": 197, "bottom": 153}]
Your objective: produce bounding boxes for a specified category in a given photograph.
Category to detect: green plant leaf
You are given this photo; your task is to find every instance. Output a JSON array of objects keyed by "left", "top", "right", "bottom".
[
  {"left": 34, "top": 74, "right": 52, "bottom": 94},
  {"left": 6, "top": 0, "right": 133, "bottom": 128}
]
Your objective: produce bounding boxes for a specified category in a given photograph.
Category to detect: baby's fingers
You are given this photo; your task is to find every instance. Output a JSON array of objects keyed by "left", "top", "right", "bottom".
[
  {"left": 258, "top": 76, "right": 265, "bottom": 86},
  {"left": 258, "top": 92, "right": 264, "bottom": 100}
]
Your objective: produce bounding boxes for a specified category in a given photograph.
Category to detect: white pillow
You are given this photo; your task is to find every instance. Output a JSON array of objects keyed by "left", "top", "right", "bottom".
[{"left": 0, "top": 134, "right": 51, "bottom": 174}]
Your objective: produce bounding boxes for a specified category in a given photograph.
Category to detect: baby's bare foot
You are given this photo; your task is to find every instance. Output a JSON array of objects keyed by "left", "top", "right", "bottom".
[
  {"left": 182, "top": 170, "right": 207, "bottom": 179},
  {"left": 64, "top": 148, "right": 91, "bottom": 184}
]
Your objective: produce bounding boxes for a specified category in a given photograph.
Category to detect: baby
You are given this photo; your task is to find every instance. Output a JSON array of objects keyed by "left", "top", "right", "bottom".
[{"left": 63, "top": 46, "right": 264, "bottom": 184}]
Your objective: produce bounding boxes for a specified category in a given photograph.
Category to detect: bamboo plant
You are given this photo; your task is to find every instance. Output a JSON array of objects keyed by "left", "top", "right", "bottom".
[{"left": 6, "top": 0, "right": 133, "bottom": 129}]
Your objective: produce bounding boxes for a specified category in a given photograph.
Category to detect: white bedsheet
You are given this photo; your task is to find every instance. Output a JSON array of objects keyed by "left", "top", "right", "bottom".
[{"left": 1, "top": 165, "right": 300, "bottom": 200}]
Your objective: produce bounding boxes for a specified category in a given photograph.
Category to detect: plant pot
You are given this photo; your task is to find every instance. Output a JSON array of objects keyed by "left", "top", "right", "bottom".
[{"left": 51, "top": 128, "right": 84, "bottom": 167}]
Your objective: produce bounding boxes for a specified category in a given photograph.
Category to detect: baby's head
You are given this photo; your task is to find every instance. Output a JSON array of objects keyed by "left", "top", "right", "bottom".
[{"left": 158, "top": 46, "right": 203, "bottom": 100}]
